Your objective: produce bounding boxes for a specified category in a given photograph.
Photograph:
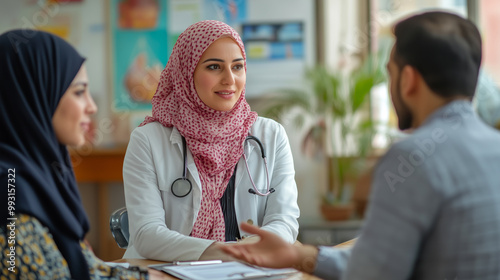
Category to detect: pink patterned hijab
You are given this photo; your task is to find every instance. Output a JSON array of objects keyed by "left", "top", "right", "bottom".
[{"left": 141, "top": 20, "right": 257, "bottom": 241}]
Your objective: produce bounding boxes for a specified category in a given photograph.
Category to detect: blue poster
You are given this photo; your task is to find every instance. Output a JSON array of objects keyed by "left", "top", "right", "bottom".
[
  {"left": 203, "top": 0, "right": 247, "bottom": 27},
  {"left": 242, "top": 22, "right": 304, "bottom": 61},
  {"left": 111, "top": 0, "right": 169, "bottom": 111}
]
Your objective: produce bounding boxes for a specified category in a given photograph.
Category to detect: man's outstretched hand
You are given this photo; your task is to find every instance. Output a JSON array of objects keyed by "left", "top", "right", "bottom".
[{"left": 221, "top": 223, "right": 319, "bottom": 273}]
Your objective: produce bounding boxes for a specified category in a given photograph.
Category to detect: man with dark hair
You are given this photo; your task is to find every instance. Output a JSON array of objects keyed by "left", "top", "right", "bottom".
[
  {"left": 391, "top": 11, "right": 482, "bottom": 130},
  {"left": 222, "top": 11, "right": 500, "bottom": 280}
]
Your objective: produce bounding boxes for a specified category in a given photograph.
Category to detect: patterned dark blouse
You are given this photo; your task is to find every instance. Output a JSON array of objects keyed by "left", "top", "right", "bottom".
[{"left": 0, "top": 214, "right": 148, "bottom": 279}]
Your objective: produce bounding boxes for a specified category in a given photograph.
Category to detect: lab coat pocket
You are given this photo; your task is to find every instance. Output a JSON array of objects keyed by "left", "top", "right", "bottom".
[{"left": 158, "top": 176, "right": 198, "bottom": 233}]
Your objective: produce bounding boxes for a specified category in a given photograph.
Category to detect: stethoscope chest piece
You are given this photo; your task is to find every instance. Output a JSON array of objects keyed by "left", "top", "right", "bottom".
[
  {"left": 171, "top": 137, "right": 193, "bottom": 198},
  {"left": 171, "top": 177, "right": 192, "bottom": 198}
]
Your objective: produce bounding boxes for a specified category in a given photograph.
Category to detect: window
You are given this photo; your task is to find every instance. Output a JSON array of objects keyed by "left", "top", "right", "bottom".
[
  {"left": 475, "top": 0, "right": 500, "bottom": 128},
  {"left": 368, "top": 0, "right": 469, "bottom": 150}
]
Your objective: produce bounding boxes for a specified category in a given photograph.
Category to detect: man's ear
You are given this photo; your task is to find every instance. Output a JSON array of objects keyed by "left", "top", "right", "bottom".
[{"left": 399, "top": 65, "right": 418, "bottom": 100}]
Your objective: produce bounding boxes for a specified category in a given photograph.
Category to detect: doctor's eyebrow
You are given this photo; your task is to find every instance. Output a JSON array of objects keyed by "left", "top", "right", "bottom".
[
  {"left": 71, "top": 81, "right": 88, "bottom": 88},
  {"left": 201, "top": 58, "right": 244, "bottom": 64}
]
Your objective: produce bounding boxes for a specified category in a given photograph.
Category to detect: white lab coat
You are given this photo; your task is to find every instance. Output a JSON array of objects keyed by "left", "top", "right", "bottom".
[{"left": 122, "top": 117, "right": 300, "bottom": 261}]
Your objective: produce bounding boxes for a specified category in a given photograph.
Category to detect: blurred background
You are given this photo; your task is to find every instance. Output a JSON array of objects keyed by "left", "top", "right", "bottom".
[{"left": 1, "top": 0, "right": 499, "bottom": 261}]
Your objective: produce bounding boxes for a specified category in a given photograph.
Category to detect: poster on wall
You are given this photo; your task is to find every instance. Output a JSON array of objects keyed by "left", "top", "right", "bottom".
[
  {"left": 204, "top": 0, "right": 247, "bottom": 26},
  {"left": 242, "top": 22, "right": 304, "bottom": 61},
  {"left": 242, "top": 21, "right": 307, "bottom": 98},
  {"left": 168, "top": 0, "right": 247, "bottom": 42},
  {"left": 110, "top": 0, "right": 169, "bottom": 111},
  {"left": 168, "top": 0, "right": 203, "bottom": 52}
]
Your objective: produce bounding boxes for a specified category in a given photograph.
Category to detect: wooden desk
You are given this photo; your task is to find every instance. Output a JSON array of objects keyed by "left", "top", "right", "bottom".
[
  {"left": 114, "top": 239, "right": 356, "bottom": 279},
  {"left": 298, "top": 218, "right": 362, "bottom": 246},
  {"left": 70, "top": 146, "right": 127, "bottom": 261},
  {"left": 334, "top": 238, "right": 357, "bottom": 248},
  {"left": 116, "top": 259, "right": 321, "bottom": 279}
]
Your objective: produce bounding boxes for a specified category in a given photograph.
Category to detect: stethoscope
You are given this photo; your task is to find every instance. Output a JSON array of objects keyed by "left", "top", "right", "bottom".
[{"left": 171, "top": 136, "right": 275, "bottom": 197}]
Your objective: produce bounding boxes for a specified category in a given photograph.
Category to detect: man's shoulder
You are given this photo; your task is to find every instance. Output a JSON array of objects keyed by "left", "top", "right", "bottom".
[{"left": 376, "top": 112, "right": 500, "bottom": 192}]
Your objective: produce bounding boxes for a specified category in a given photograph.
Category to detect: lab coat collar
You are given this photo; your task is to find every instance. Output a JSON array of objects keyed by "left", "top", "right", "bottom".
[
  {"left": 169, "top": 127, "right": 183, "bottom": 146},
  {"left": 169, "top": 127, "right": 202, "bottom": 192}
]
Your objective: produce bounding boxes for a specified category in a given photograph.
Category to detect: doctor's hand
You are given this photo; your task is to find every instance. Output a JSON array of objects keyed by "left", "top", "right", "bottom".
[
  {"left": 148, "top": 268, "right": 171, "bottom": 279},
  {"left": 238, "top": 234, "right": 260, "bottom": 244},
  {"left": 220, "top": 223, "right": 319, "bottom": 273}
]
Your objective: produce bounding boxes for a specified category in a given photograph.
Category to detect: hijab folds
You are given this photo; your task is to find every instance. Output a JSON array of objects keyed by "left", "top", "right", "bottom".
[
  {"left": 0, "top": 30, "right": 90, "bottom": 279},
  {"left": 141, "top": 20, "right": 257, "bottom": 241}
]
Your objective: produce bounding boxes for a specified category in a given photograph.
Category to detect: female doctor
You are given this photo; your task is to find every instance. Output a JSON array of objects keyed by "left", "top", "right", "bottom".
[{"left": 123, "top": 20, "right": 300, "bottom": 262}]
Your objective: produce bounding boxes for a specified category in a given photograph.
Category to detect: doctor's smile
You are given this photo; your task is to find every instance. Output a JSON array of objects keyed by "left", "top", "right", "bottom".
[{"left": 194, "top": 37, "right": 246, "bottom": 112}]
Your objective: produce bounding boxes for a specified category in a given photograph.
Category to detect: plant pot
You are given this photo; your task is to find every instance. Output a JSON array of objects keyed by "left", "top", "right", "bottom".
[
  {"left": 353, "top": 200, "right": 368, "bottom": 219},
  {"left": 320, "top": 203, "right": 355, "bottom": 221},
  {"left": 352, "top": 168, "right": 373, "bottom": 218}
]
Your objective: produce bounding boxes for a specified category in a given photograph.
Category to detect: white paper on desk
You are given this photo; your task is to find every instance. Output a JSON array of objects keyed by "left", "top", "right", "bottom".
[
  {"left": 160, "top": 261, "right": 298, "bottom": 280},
  {"left": 104, "top": 262, "right": 130, "bottom": 268}
]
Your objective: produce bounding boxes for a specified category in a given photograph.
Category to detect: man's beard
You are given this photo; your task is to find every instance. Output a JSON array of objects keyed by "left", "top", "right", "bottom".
[{"left": 394, "top": 75, "right": 413, "bottom": 130}]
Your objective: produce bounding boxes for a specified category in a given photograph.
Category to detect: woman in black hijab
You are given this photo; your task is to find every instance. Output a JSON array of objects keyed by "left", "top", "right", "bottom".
[{"left": 0, "top": 30, "right": 153, "bottom": 279}]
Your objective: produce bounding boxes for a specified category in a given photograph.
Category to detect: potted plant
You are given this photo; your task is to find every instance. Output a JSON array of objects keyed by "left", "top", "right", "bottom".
[{"left": 260, "top": 54, "right": 386, "bottom": 220}]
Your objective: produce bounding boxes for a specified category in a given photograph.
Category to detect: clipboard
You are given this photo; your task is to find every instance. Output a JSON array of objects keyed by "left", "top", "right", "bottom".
[{"left": 151, "top": 261, "right": 299, "bottom": 280}]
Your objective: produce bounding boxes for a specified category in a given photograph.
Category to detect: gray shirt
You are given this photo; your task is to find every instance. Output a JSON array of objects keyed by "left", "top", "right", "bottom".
[{"left": 314, "top": 100, "right": 500, "bottom": 280}]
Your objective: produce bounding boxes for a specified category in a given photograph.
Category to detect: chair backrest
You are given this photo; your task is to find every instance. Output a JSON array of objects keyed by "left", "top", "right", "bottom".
[{"left": 109, "top": 207, "right": 129, "bottom": 249}]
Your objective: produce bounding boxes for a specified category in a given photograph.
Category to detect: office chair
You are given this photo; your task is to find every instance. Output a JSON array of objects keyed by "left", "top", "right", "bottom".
[{"left": 110, "top": 207, "right": 129, "bottom": 249}]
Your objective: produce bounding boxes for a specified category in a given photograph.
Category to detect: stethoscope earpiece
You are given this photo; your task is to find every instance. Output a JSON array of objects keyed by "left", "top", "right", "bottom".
[{"left": 172, "top": 135, "right": 274, "bottom": 198}]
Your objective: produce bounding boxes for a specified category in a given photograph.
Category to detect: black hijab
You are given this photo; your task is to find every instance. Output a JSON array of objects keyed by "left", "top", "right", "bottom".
[{"left": 0, "top": 30, "right": 91, "bottom": 279}]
